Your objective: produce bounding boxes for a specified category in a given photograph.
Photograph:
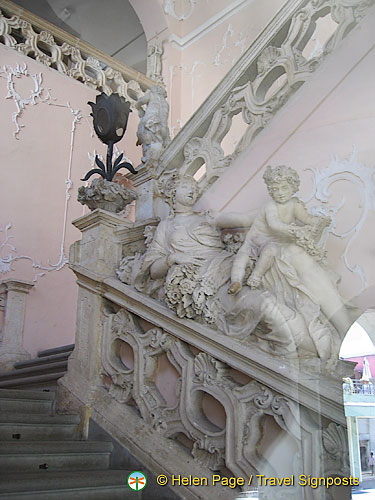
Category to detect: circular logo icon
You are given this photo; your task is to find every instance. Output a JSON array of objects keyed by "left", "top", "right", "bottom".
[{"left": 127, "top": 471, "right": 147, "bottom": 491}]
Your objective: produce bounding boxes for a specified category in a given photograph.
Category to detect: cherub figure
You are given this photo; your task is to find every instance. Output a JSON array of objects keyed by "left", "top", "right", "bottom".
[
  {"left": 135, "top": 85, "right": 170, "bottom": 164},
  {"left": 229, "top": 165, "right": 330, "bottom": 293}
]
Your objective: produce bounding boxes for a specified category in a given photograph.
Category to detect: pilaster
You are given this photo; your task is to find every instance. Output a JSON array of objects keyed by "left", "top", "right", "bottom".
[{"left": 0, "top": 279, "right": 34, "bottom": 371}]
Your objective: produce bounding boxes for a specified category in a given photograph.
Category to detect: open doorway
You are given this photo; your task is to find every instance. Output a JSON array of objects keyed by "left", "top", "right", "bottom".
[{"left": 340, "top": 309, "right": 375, "bottom": 498}]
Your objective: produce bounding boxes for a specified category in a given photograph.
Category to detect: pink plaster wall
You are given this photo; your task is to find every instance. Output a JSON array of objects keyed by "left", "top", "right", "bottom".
[
  {"left": 135, "top": 0, "right": 288, "bottom": 137},
  {"left": 0, "top": 45, "right": 141, "bottom": 356},
  {"left": 197, "top": 10, "right": 375, "bottom": 312}
]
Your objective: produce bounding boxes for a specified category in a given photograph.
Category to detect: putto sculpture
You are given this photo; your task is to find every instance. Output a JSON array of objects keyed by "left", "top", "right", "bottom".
[
  {"left": 78, "top": 92, "right": 137, "bottom": 213},
  {"left": 135, "top": 85, "right": 170, "bottom": 165}
]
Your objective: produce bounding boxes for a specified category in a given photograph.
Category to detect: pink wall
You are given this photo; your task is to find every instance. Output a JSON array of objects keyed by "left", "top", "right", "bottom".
[
  {"left": 132, "top": 0, "right": 288, "bottom": 137},
  {"left": 345, "top": 356, "right": 375, "bottom": 379},
  {"left": 0, "top": 45, "right": 141, "bottom": 356}
]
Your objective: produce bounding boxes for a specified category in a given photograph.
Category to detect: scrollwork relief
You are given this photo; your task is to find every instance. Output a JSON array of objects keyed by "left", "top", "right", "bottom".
[
  {"left": 304, "top": 147, "right": 375, "bottom": 295},
  {"left": 0, "top": 63, "right": 86, "bottom": 280}
]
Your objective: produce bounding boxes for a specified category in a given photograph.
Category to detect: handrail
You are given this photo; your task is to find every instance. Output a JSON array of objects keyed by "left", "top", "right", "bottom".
[
  {"left": 343, "top": 379, "right": 375, "bottom": 395},
  {"left": 0, "top": 0, "right": 156, "bottom": 103}
]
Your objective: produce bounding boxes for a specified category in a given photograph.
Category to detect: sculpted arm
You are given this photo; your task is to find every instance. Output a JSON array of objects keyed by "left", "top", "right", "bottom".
[
  {"left": 135, "top": 91, "right": 150, "bottom": 114},
  {"left": 294, "top": 199, "right": 331, "bottom": 233},
  {"left": 216, "top": 209, "right": 258, "bottom": 229}
]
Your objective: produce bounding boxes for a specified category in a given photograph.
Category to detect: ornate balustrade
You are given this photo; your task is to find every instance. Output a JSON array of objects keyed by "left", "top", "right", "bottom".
[
  {"left": 0, "top": 0, "right": 156, "bottom": 105},
  {"left": 154, "top": 0, "right": 374, "bottom": 192},
  {"left": 59, "top": 208, "right": 353, "bottom": 500}
]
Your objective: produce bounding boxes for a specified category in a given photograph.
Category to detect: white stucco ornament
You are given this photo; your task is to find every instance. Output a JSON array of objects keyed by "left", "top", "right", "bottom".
[
  {"left": 163, "top": 0, "right": 197, "bottom": 21},
  {"left": 0, "top": 63, "right": 53, "bottom": 138}
]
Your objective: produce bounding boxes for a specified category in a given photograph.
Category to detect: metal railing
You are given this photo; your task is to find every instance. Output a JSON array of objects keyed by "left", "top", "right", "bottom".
[{"left": 343, "top": 379, "right": 375, "bottom": 395}]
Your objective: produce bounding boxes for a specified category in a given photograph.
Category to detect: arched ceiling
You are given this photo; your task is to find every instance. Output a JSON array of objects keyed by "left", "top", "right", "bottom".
[{"left": 11, "top": 0, "right": 147, "bottom": 73}]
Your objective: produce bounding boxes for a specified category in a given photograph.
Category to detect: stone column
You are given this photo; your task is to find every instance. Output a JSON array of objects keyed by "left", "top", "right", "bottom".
[
  {"left": 347, "top": 416, "right": 362, "bottom": 481},
  {"left": 0, "top": 279, "right": 34, "bottom": 371}
]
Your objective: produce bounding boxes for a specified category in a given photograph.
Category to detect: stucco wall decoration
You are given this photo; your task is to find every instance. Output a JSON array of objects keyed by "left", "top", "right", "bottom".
[
  {"left": 0, "top": 63, "right": 54, "bottom": 139},
  {"left": 303, "top": 148, "right": 375, "bottom": 296},
  {"left": 0, "top": 62, "right": 85, "bottom": 281},
  {"left": 163, "top": 0, "right": 198, "bottom": 21}
]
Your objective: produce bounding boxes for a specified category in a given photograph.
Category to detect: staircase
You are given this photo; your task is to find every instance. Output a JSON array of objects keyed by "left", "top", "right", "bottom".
[
  {"left": 0, "top": 388, "right": 135, "bottom": 499},
  {"left": 0, "top": 344, "right": 74, "bottom": 390},
  {"left": 0, "top": 347, "right": 179, "bottom": 500}
]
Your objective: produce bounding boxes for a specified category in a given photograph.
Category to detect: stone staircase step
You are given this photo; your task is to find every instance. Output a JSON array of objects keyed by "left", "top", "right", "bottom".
[
  {"left": 0, "top": 470, "right": 135, "bottom": 499},
  {"left": 0, "top": 371, "right": 66, "bottom": 389},
  {"left": 0, "top": 396, "right": 53, "bottom": 414},
  {"left": 0, "top": 440, "right": 113, "bottom": 472},
  {"left": 0, "top": 361, "right": 68, "bottom": 381},
  {"left": 14, "top": 351, "right": 72, "bottom": 369},
  {"left": 0, "top": 413, "right": 80, "bottom": 441},
  {"left": 0, "top": 388, "right": 55, "bottom": 400},
  {"left": 37, "top": 344, "right": 74, "bottom": 358},
  {"left": 0, "top": 345, "right": 74, "bottom": 390}
]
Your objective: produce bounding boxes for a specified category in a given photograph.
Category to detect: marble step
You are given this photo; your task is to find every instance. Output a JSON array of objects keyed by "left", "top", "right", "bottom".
[
  {"left": 0, "top": 388, "right": 55, "bottom": 400},
  {"left": 0, "top": 371, "right": 66, "bottom": 389},
  {"left": 0, "top": 360, "right": 68, "bottom": 381},
  {"left": 0, "top": 470, "right": 136, "bottom": 499},
  {"left": 0, "top": 395, "right": 54, "bottom": 414},
  {"left": 14, "top": 351, "right": 72, "bottom": 369},
  {"left": 37, "top": 344, "right": 75, "bottom": 358},
  {"left": 0, "top": 413, "right": 80, "bottom": 441},
  {"left": 0, "top": 441, "right": 113, "bottom": 472},
  {"left": 0, "top": 389, "right": 55, "bottom": 413}
]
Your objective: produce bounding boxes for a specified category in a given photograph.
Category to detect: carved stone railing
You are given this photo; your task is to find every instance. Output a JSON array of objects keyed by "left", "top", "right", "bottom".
[
  {"left": 154, "top": 0, "right": 374, "bottom": 192},
  {"left": 59, "top": 209, "right": 353, "bottom": 500},
  {"left": 0, "top": 0, "right": 156, "bottom": 104}
]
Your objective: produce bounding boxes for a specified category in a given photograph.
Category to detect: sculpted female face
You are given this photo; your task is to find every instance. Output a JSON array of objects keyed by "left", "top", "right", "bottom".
[{"left": 175, "top": 179, "right": 198, "bottom": 207}]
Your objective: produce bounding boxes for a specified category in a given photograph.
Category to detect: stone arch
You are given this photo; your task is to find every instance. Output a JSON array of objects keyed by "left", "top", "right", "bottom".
[{"left": 129, "top": 0, "right": 170, "bottom": 42}]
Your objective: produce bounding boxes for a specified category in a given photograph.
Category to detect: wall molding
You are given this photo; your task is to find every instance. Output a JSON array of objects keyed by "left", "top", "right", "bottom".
[{"left": 169, "top": 0, "right": 254, "bottom": 49}]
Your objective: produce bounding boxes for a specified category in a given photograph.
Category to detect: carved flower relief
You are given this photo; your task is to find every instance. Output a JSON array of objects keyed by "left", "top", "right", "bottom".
[
  {"left": 164, "top": 264, "right": 219, "bottom": 324},
  {"left": 108, "top": 380, "right": 133, "bottom": 404},
  {"left": 222, "top": 231, "right": 246, "bottom": 254}
]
